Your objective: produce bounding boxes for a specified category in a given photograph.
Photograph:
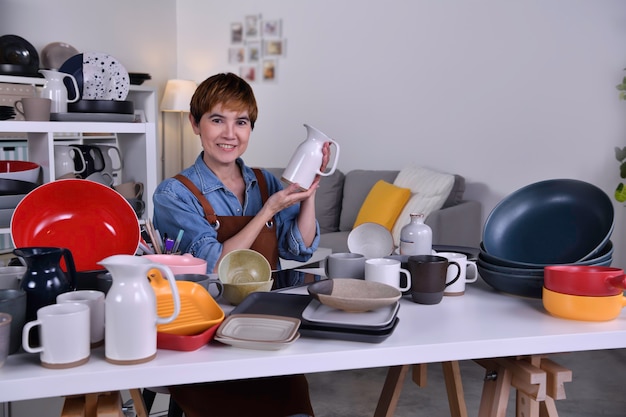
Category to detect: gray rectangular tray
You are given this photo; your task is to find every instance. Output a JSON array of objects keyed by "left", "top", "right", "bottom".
[{"left": 230, "top": 292, "right": 399, "bottom": 343}]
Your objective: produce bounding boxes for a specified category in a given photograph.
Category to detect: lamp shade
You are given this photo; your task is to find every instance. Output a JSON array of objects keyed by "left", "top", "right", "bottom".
[{"left": 160, "top": 79, "right": 197, "bottom": 112}]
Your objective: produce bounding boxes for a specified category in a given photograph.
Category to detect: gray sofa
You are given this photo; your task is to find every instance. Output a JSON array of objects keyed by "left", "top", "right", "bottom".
[{"left": 266, "top": 168, "right": 482, "bottom": 254}]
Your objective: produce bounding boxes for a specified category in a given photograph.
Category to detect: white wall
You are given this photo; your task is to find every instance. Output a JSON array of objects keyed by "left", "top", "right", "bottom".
[
  {"left": 1, "top": 0, "right": 625, "bottom": 267},
  {"left": 176, "top": 0, "right": 626, "bottom": 268}
]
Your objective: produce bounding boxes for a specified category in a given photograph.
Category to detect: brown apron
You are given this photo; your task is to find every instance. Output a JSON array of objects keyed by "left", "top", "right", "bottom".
[
  {"left": 169, "top": 170, "right": 313, "bottom": 416},
  {"left": 174, "top": 168, "right": 279, "bottom": 269}
]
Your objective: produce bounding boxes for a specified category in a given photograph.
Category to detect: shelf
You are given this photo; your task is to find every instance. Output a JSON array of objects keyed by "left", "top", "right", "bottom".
[{"left": 0, "top": 121, "right": 150, "bottom": 134}]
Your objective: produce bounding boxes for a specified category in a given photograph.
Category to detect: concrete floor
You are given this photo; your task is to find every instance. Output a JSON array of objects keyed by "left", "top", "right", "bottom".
[
  {"left": 141, "top": 348, "right": 626, "bottom": 416},
  {"left": 306, "top": 349, "right": 626, "bottom": 417}
]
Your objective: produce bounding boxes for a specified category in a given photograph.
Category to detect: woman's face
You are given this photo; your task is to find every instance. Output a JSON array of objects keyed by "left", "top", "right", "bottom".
[{"left": 191, "top": 103, "right": 252, "bottom": 168}]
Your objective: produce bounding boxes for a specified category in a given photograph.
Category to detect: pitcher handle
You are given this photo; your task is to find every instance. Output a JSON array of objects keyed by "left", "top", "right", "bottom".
[
  {"left": 69, "top": 146, "right": 87, "bottom": 175},
  {"left": 61, "top": 248, "right": 78, "bottom": 290},
  {"left": 63, "top": 74, "right": 80, "bottom": 103},
  {"left": 317, "top": 139, "right": 340, "bottom": 177},
  {"left": 152, "top": 265, "right": 181, "bottom": 324}
]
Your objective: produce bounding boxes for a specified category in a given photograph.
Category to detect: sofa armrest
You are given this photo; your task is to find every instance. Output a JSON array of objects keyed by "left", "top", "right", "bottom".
[{"left": 425, "top": 200, "right": 482, "bottom": 248}]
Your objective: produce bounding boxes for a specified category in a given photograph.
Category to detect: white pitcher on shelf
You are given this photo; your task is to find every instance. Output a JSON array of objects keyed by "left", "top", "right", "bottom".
[{"left": 39, "top": 69, "right": 80, "bottom": 113}]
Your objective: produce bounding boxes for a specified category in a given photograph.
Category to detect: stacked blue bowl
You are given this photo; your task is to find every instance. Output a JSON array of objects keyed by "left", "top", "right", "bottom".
[{"left": 478, "top": 179, "right": 614, "bottom": 298}]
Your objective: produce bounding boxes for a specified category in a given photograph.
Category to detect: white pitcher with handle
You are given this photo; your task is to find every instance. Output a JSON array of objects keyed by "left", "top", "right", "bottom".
[
  {"left": 282, "top": 124, "right": 340, "bottom": 190},
  {"left": 39, "top": 69, "right": 80, "bottom": 113},
  {"left": 98, "top": 255, "right": 180, "bottom": 365}
]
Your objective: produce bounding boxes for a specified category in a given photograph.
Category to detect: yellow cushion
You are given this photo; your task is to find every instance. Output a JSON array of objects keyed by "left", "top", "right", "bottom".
[{"left": 354, "top": 180, "right": 411, "bottom": 231}]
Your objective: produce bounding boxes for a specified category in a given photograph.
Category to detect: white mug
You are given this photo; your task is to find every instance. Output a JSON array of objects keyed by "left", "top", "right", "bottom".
[
  {"left": 54, "top": 145, "right": 86, "bottom": 179},
  {"left": 96, "top": 145, "right": 123, "bottom": 185},
  {"left": 22, "top": 303, "right": 90, "bottom": 369},
  {"left": 437, "top": 252, "right": 478, "bottom": 296},
  {"left": 364, "top": 258, "right": 411, "bottom": 291},
  {"left": 57, "top": 290, "right": 105, "bottom": 347}
]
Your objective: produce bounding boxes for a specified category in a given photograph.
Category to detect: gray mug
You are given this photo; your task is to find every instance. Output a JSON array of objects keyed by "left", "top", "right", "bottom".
[{"left": 324, "top": 253, "right": 366, "bottom": 279}]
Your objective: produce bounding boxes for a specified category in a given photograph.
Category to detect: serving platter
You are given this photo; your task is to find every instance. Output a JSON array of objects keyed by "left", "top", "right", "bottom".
[
  {"left": 216, "top": 314, "right": 300, "bottom": 343},
  {"left": 214, "top": 332, "right": 300, "bottom": 351},
  {"left": 302, "top": 299, "right": 399, "bottom": 328},
  {"left": 41, "top": 42, "right": 79, "bottom": 70}
]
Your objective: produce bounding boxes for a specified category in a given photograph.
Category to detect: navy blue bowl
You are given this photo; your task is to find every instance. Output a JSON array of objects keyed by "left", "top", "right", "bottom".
[
  {"left": 482, "top": 179, "right": 614, "bottom": 265},
  {"left": 479, "top": 240, "right": 613, "bottom": 269}
]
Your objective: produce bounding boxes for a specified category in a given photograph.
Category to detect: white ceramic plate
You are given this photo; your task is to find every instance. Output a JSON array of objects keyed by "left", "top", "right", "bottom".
[
  {"left": 214, "top": 332, "right": 300, "bottom": 351},
  {"left": 82, "top": 52, "right": 130, "bottom": 100},
  {"left": 302, "top": 299, "right": 399, "bottom": 328},
  {"left": 216, "top": 314, "right": 300, "bottom": 343},
  {"left": 348, "top": 222, "right": 394, "bottom": 258}
]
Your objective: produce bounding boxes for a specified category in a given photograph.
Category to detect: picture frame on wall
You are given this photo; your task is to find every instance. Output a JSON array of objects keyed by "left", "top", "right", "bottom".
[
  {"left": 263, "top": 40, "right": 285, "bottom": 57},
  {"left": 246, "top": 41, "right": 262, "bottom": 62},
  {"left": 240, "top": 66, "right": 258, "bottom": 82},
  {"left": 228, "top": 47, "right": 245, "bottom": 64},
  {"left": 262, "top": 19, "right": 282, "bottom": 38},
  {"left": 245, "top": 15, "right": 261, "bottom": 39},
  {"left": 231, "top": 22, "right": 243, "bottom": 43},
  {"left": 262, "top": 59, "right": 277, "bottom": 82}
]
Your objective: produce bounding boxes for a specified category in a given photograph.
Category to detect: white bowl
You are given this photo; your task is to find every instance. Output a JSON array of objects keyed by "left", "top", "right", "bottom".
[{"left": 347, "top": 222, "right": 394, "bottom": 258}]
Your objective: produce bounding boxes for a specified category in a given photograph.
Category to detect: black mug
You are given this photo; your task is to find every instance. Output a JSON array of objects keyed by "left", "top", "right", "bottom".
[
  {"left": 407, "top": 255, "right": 460, "bottom": 305},
  {"left": 72, "top": 145, "right": 105, "bottom": 178}
]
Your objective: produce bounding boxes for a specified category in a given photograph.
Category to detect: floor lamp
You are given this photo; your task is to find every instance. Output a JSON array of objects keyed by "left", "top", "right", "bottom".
[{"left": 160, "top": 79, "right": 197, "bottom": 179}]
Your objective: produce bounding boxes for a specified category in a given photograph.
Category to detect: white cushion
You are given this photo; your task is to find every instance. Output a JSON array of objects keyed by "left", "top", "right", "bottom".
[{"left": 391, "top": 165, "right": 455, "bottom": 246}]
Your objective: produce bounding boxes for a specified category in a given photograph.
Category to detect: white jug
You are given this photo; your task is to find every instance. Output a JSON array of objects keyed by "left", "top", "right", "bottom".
[
  {"left": 281, "top": 124, "right": 340, "bottom": 190},
  {"left": 98, "top": 255, "right": 180, "bottom": 365},
  {"left": 39, "top": 69, "right": 80, "bottom": 113}
]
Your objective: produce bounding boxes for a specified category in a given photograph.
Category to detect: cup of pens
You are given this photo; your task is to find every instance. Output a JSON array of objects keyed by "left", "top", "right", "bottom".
[{"left": 143, "top": 254, "right": 208, "bottom": 275}]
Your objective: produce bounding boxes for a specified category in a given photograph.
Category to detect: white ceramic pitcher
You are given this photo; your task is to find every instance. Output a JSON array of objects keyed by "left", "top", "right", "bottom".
[
  {"left": 39, "top": 69, "right": 80, "bottom": 113},
  {"left": 282, "top": 124, "right": 340, "bottom": 190},
  {"left": 98, "top": 255, "right": 180, "bottom": 365}
]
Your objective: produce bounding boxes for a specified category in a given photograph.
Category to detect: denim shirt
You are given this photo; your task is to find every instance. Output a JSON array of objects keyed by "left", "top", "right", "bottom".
[{"left": 153, "top": 154, "right": 320, "bottom": 272}]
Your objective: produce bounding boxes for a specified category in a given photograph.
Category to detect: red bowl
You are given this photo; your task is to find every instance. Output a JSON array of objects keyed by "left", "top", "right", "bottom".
[
  {"left": 11, "top": 179, "right": 140, "bottom": 271},
  {"left": 543, "top": 265, "right": 626, "bottom": 296},
  {"left": 0, "top": 160, "right": 40, "bottom": 183}
]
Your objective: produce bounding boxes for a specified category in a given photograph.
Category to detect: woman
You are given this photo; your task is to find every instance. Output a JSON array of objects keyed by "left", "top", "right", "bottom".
[
  {"left": 153, "top": 72, "right": 329, "bottom": 417},
  {"left": 153, "top": 72, "right": 327, "bottom": 273}
]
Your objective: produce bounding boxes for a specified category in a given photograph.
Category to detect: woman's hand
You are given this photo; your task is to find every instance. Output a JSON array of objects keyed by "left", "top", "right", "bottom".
[{"left": 264, "top": 182, "right": 319, "bottom": 215}]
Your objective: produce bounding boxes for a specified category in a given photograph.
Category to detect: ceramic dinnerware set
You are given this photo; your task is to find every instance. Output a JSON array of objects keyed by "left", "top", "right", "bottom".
[{"left": 477, "top": 179, "right": 615, "bottom": 301}]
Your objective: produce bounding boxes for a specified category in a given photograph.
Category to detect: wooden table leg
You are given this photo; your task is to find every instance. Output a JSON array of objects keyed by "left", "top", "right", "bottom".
[
  {"left": 128, "top": 389, "right": 148, "bottom": 417},
  {"left": 442, "top": 361, "right": 468, "bottom": 417},
  {"left": 476, "top": 359, "right": 513, "bottom": 417},
  {"left": 373, "top": 365, "right": 410, "bottom": 417}
]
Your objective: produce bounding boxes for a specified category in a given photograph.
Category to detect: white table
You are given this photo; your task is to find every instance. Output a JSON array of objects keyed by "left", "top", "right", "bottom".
[{"left": 0, "top": 277, "right": 625, "bottom": 404}]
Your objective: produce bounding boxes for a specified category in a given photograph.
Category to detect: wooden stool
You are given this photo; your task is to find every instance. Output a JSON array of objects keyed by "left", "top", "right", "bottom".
[{"left": 60, "top": 389, "right": 148, "bottom": 417}]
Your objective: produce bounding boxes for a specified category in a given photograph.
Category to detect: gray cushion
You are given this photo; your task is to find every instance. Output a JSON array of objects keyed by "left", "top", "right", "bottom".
[
  {"left": 338, "top": 170, "right": 399, "bottom": 232},
  {"left": 264, "top": 167, "right": 345, "bottom": 233},
  {"left": 443, "top": 174, "right": 465, "bottom": 208}
]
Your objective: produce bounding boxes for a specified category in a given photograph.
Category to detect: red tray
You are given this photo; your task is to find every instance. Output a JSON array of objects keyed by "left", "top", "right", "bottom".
[{"left": 157, "top": 321, "right": 222, "bottom": 351}]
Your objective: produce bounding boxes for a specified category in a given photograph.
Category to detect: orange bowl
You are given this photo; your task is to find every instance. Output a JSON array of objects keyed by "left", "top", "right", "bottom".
[{"left": 542, "top": 287, "right": 626, "bottom": 321}]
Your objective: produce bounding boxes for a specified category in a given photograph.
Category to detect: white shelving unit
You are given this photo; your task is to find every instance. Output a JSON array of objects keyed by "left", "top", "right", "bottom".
[{"left": 0, "top": 75, "right": 158, "bottom": 241}]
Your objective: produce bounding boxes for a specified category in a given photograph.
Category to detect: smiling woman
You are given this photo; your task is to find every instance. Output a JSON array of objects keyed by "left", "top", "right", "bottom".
[{"left": 152, "top": 72, "right": 329, "bottom": 417}]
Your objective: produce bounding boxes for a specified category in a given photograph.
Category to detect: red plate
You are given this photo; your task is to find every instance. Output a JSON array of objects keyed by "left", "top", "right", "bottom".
[{"left": 11, "top": 179, "right": 140, "bottom": 271}]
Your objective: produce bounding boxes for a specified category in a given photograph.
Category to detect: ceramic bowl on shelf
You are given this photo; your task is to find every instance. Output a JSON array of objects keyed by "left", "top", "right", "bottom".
[{"left": 0, "top": 161, "right": 41, "bottom": 183}]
